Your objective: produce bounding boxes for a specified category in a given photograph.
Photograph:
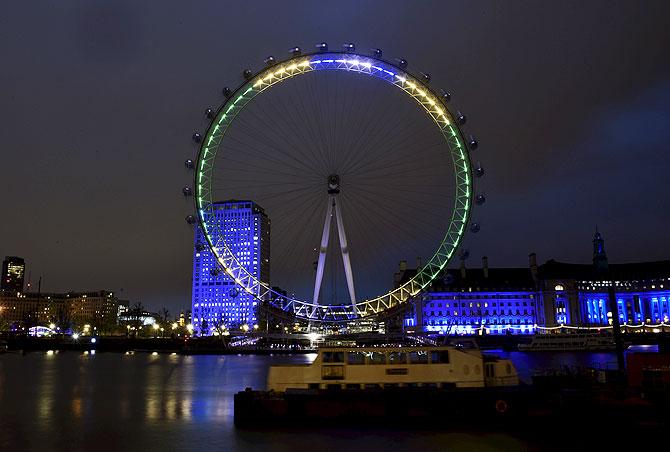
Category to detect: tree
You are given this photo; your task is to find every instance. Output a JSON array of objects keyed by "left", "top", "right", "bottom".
[
  {"left": 158, "top": 307, "right": 170, "bottom": 325},
  {"left": 128, "top": 302, "right": 145, "bottom": 336}
]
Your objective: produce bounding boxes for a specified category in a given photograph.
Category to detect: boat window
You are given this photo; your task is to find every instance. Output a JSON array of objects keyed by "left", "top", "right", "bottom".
[
  {"left": 368, "top": 351, "right": 386, "bottom": 365},
  {"left": 409, "top": 350, "right": 429, "bottom": 364},
  {"left": 322, "top": 351, "right": 344, "bottom": 363},
  {"left": 431, "top": 351, "right": 450, "bottom": 364},
  {"left": 322, "top": 366, "right": 345, "bottom": 380},
  {"left": 388, "top": 352, "right": 407, "bottom": 364},
  {"left": 347, "top": 351, "right": 365, "bottom": 365}
]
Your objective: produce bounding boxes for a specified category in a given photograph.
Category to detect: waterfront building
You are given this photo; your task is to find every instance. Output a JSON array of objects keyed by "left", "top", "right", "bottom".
[
  {"left": 191, "top": 200, "right": 270, "bottom": 336},
  {"left": 400, "top": 257, "right": 539, "bottom": 335},
  {"left": 0, "top": 290, "right": 125, "bottom": 331},
  {"left": 402, "top": 230, "right": 670, "bottom": 334},
  {"left": 538, "top": 262, "right": 670, "bottom": 327},
  {"left": 1, "top": 256, "right": 25, "bottom": 295}
]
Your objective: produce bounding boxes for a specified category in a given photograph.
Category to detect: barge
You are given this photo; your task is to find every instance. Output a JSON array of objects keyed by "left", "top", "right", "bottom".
[{"left": 234, "top": 345, "right": 667, "bottom": 429}]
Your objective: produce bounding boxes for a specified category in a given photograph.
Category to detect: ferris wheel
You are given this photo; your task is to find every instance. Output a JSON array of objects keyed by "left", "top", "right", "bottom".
[{"left": 183, "top": 43, "right": 485, "bottom": 322}]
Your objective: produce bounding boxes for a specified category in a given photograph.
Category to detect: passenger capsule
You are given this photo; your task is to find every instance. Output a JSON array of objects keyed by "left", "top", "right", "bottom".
[
  {"left": 457, "top": 111, "right": 467, "bottom": 125},
  {"left": 475, "top": 164, "right": 485, "bottom": 178},
  {"left": 441, "top": 90, "right": 451, "bottom": 102},
  {"left": 182, "top": 186, "right": 193, "bottom": 197},
  {"left": 343, "top": 43, "right": 355, "bottom": 52},
  {"left": 192, "top": 132, "right": 202, "bottom": 143},
  {"left": 469, "top": 135, "right": 478, "bottom": 150},
  {"left": 398, "top": 58, "right": 408, "bottom": 69},
  {"left": 242, "top": 69, "right": 253, "bottom": 80},
  {"left": 316, "top": 42, "right": 328, "bottom": 52},
  {"left": 264, "top": 56, "right": 276, "bottom": 66},
  {"left": 475, "top": 194, "right": 486, "bottom": 205},
  {"left": 184, "top": 159, "right": 195, "bottom": 170},
  {"left": 222, "top": 87, "right": 232, "bottom": 98},
  {"left": 470, "top": 222, "right": 481, "bottom": 233},
  {"left": 421, "top": 72, "right": 431, "bottom": 83},
  {"left": 289, "top": 46, "right": 301, "bottom": 56},
  {"left": 371, "top": 48, "right": 382, "bottom": 58},
  {"left": 205, "top": 108, "right": 214, "bottom": 119},
  {"left": 185, "top": 215, "right": 196, "bottom": 225}
]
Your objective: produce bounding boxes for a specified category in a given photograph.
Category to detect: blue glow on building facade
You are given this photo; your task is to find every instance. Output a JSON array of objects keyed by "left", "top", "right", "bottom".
[
  {"left": 191, "top": 200, "right": 270, "bottom": 336},
  {"left": 419, "top": 290, "right": 538, "bottom": 335},
  {"left": 401, "top": 232, "right": 670, "bottom": 335}
]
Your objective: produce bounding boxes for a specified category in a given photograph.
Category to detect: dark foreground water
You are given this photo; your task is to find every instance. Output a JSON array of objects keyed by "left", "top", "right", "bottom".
[{"left": 0, "top": 350, "right": 628, "bottom": 451}]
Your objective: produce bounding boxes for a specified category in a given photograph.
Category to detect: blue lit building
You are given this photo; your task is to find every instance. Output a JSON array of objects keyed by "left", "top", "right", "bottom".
[
  {"left": 191, "top": 200, "right": 270, "bottom": 336},
  {"left": 399, "top": 257, "right": 539, "bottom": 335},
  {"left": 401, "top": 231, "right": 670, "bottom": 334}
]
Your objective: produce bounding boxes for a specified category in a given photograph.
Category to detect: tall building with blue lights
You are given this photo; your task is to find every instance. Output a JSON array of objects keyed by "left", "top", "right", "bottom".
[
  {"left": 191, "top": 200, "right": 270, "bottom": 336},
  {"left": 401, "top": 230, "right": 670, "bottom": 335}
]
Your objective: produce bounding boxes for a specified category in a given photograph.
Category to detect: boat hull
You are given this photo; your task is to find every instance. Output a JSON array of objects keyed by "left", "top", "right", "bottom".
[{"left": 233, "top": 385, "right": 665, "bottom": 430}]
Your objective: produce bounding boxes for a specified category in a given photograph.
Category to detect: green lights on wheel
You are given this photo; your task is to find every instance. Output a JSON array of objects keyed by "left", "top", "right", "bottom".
[{"left": 193, "top": 51, "right": 477, "bottom": 321}]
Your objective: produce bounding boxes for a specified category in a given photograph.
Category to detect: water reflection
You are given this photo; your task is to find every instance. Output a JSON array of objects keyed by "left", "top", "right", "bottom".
[{"left": 0, "top": 351, "right": 592, "bottom": 451}]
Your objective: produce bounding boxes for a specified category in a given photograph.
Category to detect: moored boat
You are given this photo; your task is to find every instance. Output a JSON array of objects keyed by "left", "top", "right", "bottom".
[
  {"left": 266, "top": 345, "right": 519, "bottom": 391},
  {"left": 518, "top": 333, "right": 617, "bottom": 352}
]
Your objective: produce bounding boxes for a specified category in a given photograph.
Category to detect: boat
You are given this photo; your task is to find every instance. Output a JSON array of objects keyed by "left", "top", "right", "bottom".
[
  {"left": 266, "top": 345, "right": 519, "bottom": 391},
  {"left": 518, "top": 333, "right": 616, "bottom": 352},
  {"left": 234, "top": 345, "right": 667, "bottom": 430},
  {"left": 234, "top": 345, "right": 527, "bottom": 427}
]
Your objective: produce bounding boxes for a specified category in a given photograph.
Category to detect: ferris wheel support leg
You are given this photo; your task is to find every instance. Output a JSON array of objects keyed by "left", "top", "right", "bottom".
[
  {"left": 334, "top": 197, "right": 357, "bottom": 306},
  {"left": 312, "top": 197, "right": 334, "bottom": 305}
]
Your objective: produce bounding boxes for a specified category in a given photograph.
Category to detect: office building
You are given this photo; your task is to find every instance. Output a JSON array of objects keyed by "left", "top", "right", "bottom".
[{"left": 191, "top": 200, "right": 270, "bottom": 335}]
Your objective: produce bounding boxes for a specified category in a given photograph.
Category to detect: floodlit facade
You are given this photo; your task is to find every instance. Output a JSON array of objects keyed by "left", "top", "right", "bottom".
[
  {"left": 401, "top": 259, "right": 539, "bottom": 335},
  {"left": 0, "top": 290, "right": 125, "bottom": 330},
  {"left": 401, "top": 231, "right": 670, "bottom": 334},
  {"left": 191, "top": 200, "right": 270, "bottom": 335}
]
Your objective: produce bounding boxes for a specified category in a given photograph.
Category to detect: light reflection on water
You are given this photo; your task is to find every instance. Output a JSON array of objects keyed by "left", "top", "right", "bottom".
[{"left": 0, "top": 351, "right": 620, "bottom": 451}]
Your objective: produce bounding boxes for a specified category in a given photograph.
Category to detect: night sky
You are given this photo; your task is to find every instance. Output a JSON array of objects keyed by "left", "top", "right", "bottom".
[{"left": 1, "top": 1, "right": 669, "bottom": 313}]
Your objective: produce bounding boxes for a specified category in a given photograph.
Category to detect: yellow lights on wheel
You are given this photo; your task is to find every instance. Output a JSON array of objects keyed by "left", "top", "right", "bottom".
[{"left": 194, "top": 52, "right": 473, "bottom": 321}]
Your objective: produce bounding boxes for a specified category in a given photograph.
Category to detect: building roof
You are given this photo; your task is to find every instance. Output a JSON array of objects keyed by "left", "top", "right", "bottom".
[
  {"left": 395, "top": 265, "right": 536, "bottom": 292},
  {"left": 538, "top": 259, "right": 670, "bottom": 281},
  {"left": 436, "top": 267, "right": 536, "bottom": 291}
]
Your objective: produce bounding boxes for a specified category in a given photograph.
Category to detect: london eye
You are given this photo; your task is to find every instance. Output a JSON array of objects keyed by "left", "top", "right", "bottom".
[{"left": 184, "top": 43, "right": 483, "bottom": 322}]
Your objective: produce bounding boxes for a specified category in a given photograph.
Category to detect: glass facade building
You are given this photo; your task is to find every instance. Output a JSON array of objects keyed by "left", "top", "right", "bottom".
[{"left": 191, "top": 200, "right": 270, "bottom": 336}]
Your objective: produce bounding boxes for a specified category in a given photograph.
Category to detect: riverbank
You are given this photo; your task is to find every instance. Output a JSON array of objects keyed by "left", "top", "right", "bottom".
[{"left": 2, "top": 332, "right": 668, "bottom": 354}]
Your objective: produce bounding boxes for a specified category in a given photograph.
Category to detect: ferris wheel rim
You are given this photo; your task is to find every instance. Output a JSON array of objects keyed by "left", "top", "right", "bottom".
[{"left": 194, "top": 50, "right": 474, "bottom": 322}]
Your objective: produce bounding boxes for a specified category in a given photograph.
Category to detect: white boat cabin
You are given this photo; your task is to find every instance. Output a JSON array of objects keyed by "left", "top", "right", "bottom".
[{"left": 267, "top": 346, "right": 519, "bottom": 391}]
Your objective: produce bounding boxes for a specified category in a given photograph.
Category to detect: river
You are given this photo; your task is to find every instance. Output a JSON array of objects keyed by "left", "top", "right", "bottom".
[{"left": 0, "top": 350, "right": 629, "bottom": 451}]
